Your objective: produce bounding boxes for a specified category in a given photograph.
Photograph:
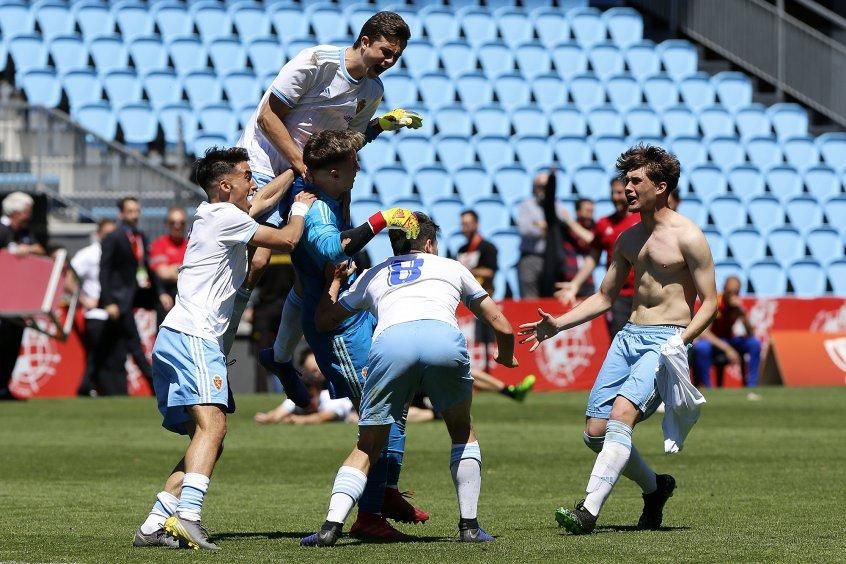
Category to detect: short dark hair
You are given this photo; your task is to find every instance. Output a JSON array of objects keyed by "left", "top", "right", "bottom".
[
  {"left": 96, "top": 218, "right": 115, "bottom": 233},
  {"left": 575, "top": 198, "right": 593, "bottom": 212},
  {"left": 192, "top": 146, "right": 249, "bottom": 198},
  {"left": 303, "top": 129, "right": 364, "bottom": 172},
  {"left": 616, "top": 144, "right": 681, "bottom": 193},
  {"left": 354, "top": 11, "right": 411, "bottom": 48},
  {"left": 389, "top": 212, "right": 440, "bottom": 255},
  {"left": 117, "top": 196, "right": 138, "bottom": 212},
  {"left": 461, "top": 209, "right": 478, "bottom": 222}
]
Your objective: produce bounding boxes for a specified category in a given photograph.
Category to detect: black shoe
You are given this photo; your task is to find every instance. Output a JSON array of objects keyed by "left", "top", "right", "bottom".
[
  {"left": 301, "top": 522, "right": 342, "bottom": 547},
  {"left": 458, "top": 519, "right": 494, "bottom": 542},
  {"left": 638, "top": 474, "right": 676, "bottom": 530},
  {"left": 258, "top": 348, "right": 310, "bottom": 408},
  {"left": 555, "top": 500, "right": 597, "bottom": 534}
]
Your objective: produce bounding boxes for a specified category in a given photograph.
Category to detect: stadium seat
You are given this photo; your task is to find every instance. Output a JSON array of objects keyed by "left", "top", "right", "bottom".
[
  {"left": 349, "top": 196, "right": 381, "bottom": 225},
  {"left": 513, "top": 135, "right": 553, "bottom": 174},
  {"left": 149, "top": 2, "right": 192, "bottom": 41},
  {"left": 49, "top": 35, "right": 88, "bottom": 75},
  {"left": 191, "top": 132, "right": 227, "bottom": 157},
  {"left": 714, "top": 259, "right": 747, "bottom": 291},
  {"left": 817, "top": 132, "right": 846, "bottom": 171},
  {"left": 712, "top": 72, "right": 752, "bottom": 113},
  {"left": 415, "top": 165, "right": 454, "bottom": 208},
  {"left": 748, "top": 260, "right": 787, "bottom": 297},
  {"left": 113, "top": 2, "right": 154, "bottom": 43},
  {"left": 359, "top": 135, "right": 394, "bottom": 172},
  {"left": 435, "top": 134, "right": 475, "bottom": 172},
  {"left": 767, "top": 226, "right": 805, "bottom": 266},
  {"left": 395, "top": 134, "right": 436, "bottom": 173},
  {"left": 182, "top": 70, "right": 223, "bottom": 108},
  {"left": 734, "top": 104, "right": 771, "bottom": 140},
  {"left": 381, "top": 73, "right": 418, "bottom": 108},
  {"left": 572, "top": 164, "right": 608, "bottom": 197},
  {"left": 366, "top": 233, "right": 394, "bottom": 263},
  {"left": 824, "top": 196, "right": 846, "bottom": 232},
  {"left": 456, "top": 73, "right": 494, "bottom": 112},
  {"left": 208, "top": 37, "right": 247, "bottom": 77},
  {"left": 554, "top": 135, "right": 593, "bottom": 172},
  {"left": 586, "top": 106, "right": 623, "bottom": 137},
  {"left": 766, "top": 165, "right": 803, "bottom": 203},
  {"left": 418, "top": 72, "right": 456, "bottom": 110},
  {"left": 804, "top": 166, "right": 842, "bottom": 201},
  {"left": 625, "top": 106, "right": 662, "bottom": 137},
  {"left": 245, "top": 37, "right": 283, "bottom": 78},
  {"left": 476, "top": 135, "right": 515, "bottom": 173},
  {"left": 473, "top": 197, "right": 511, "bottom": 234},
  {"left": 220, "top": 70, "right": 260, "bottom": 110},
  {"left": 307, "top": 4, "right": 348, "bottom": 45},
  {"left": 688, "top": 164, "right": 727, "bottom": 202},
  {"left": 497, "top": 8, "right": 534, "bottom": 49},
  {"left": 473, "top": 105, "right": 510, "bottom": 136},
  {"left": 805, "top": 227, "right": 844, "bottom": 264},
  {"left": 102, "top": 69, "right": 142, "bottom": 108},
  {"left": 454, "top": 165, "right": 493, "bottom": 203},
  {"left": 679, "top": 195, "right": 707, "bottom": 226},
  {"left": 593, "top": 197, "right": 614, "bottom": 219},
  {"left": 782, "top": 136, "right": 820, "bottom": 172},
  {"left": 350, "top": 171, "right": 377, "bottom": 202},
  {"left": 74, "top": 100, "right": 116, "bottom": 140},
  {"left": 570, "top": 74, "right": 605, "bottom": 112},
  {"left": 768, "top": 103, "right": 808, "bottom": 140},
  {"left": 117, "top": 102, "right": 157, "bottom": 147},
  {"left": 605, "top": 74, "right": 641, "bottom": 113},
  {"left": 128, "top": 37, "right": 168, "bottom": 76},
  {"left": 142, "top": 70, "right": 182, "bottom": 109},
  {"left": 726, "top": 164, "right": 765, "bottom": 202},
  {"left": 515, "top": 41, "right": 553, "bottom": 80},
  {"left": 8, "top": 34, "right": 49, "bottom": 78},
  {"left": 344, "top": 3, "right": 376, "bottom": 36},
  {"left": 159, "top": 102, "right": 198, "bottom": 150},
  {"left": 0, "top": 3, "right": 34, "bottom": 37},
  {"left": 709, "top": 195, "right": 747, "bottom": 233},
  {"left": 434, "top": 105, "right": 472, "bottom": 137},
  {"left": 512, "top": 106, "right": 549, "bottom": 137},
  {"left": 168, "top": 36, "right": 208, "bottom": 77},
  {"left": 491, "top": 228, "right": 522, "bottom": 269},
  {"left": 661, "top": 106, "right": 698, "bottom": 137},
  {"left": 703, "top": 228, "right": 728, "bottom": 262},
  {"left": 533, "top": 8, "right": 570, "bottom": 50},
  {"left": 789, "top": 259, "right": 828, "bottom": 297},
  {"left": 441, "top": 41, "right": 477, "bottom": 79},
  {"left": 657, "top": 39, "right": 697, "bottom": 81},
  {"left": 707, "top": 136, "right": 745, "bottom": 172},
  {"left": 678, "top": 73, "right": 716, "bottom": 113},
  {"left": 551, "top": 42, "right": 588, "bottom": 81},
  {"left": 400, "top": 40, "right": 439, "bottom": 78},
  {"left": 786, "top": 196, "right": 823, "bottom": 234},
  {"left": 531, "top": 74, "right": 567, "bottom": 113},
  {"left": 568, "top": 7, "right": 606, "bottom": 48},
  {"left": 421, "top": 6, "right": 460, "bottom": 46},
  {"left": 624, "top": 40, "right": 660, "bottom": 81},
  {"left": 699, "top": 106, "right": 735, "bottom": 139},
  {"left": 430, "top": 198, "right": 464, "bottom": 237},
  {"left": 63, "top": 69, "right": 102, "bottom": 110},
  {"left": 20, "top": 69, "right": 62, "bottom": 108},
  {"left": 192, "top": 2, "right": 233, "bottom": 43},
  {"left": 549, "top": 106, "right": 587, "bottom": 137},
  {"left": 588, "top": 43, "right": 624, "bottom": 81},
  {"left": 746, "top": 136, "right": 783, "bottom": 170},
  {"left": 86, "top": 34, "right": 127, "bottom": 76},
  {"left": 460, "top": 7, "right": 497, "bottom": 47},
  {"left": 828, "top": 259, "right": 846, "bottom": 295},
  {"left": 269, "top": 4, "right": 309, "bottom": 39},
  {"left": 197, "top": 102, "right": 238, "bottom": 141},
  {"left": 602, "top": 6, "right": 643, "bottom": 48},
  {"left": 493, "top": 165, "right": 532, "bottom": 207},
  {"left": 372, "top": 165, "right": 415, "bottom": 204},
  {"left": 642, "top": 74, "right": 678, "bottom": 113},
  {"left": 746, "top": 195, "right": 784, "bottom": 234},
  {"left": 74, "top": 2, "right": 115, "bottom": 38},
  {"left": 669, "top": 135, "right": 707, "bottom": 170},
  {"left": 726, "top": 227, "right": 766, "bottom": 268},
  {"left": 229, "top": 3, "right": 271, "bottom": 42},
  {"left": 493, "top": 73, "right": 531, "bottom": 112},
  {"left": 592, "top": 135, "right": 627, "bottom": 171}
]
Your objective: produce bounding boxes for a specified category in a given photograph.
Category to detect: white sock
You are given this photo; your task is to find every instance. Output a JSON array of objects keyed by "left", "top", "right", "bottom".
[
  {"left": 272, "top": 292, "right": 303, "bottom": 363},
  {"left": 176, "top": 473, "right": 210, "bottom": 522},
  {"left": 450, "top": 442, "right": 482, "bottom": 519},
  {"left": 623, "top": 445, "right": 657, "bottom": 494},
  {"left": 326, "top": 466, "right": 367, "bottom": 524},
  {"left": 583, "top": 421, "right": 632, "bottom": 516},
  {"left": 140, "top": 491, "right": 178, "bottom": 534}
]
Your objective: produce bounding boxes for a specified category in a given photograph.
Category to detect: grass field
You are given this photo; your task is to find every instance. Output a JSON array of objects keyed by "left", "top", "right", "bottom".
[{"left": 2, "top": 387, "right": 844, "bottom": 563}]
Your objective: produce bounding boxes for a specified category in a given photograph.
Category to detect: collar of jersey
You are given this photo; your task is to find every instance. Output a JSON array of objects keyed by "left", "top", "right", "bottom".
[{"left": 339, "top": 48, "right": 361, "bottom": 85}]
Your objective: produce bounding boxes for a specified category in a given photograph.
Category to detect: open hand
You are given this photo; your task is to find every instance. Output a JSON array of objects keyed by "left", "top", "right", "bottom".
[{"left": 517, "top": 308, "right": 560, "bottom": 352}]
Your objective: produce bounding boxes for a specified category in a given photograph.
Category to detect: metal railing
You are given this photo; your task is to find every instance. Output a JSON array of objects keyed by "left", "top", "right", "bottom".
[{"left": 630, "top": 0, "right": 846, "bottom": 128}]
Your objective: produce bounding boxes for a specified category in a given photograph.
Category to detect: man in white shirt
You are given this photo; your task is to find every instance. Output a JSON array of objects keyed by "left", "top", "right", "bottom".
[
  {"left": 301, "top": 213, "right": 518, "bottom": 547},
  {"left": 131, "top": 147, "right": 316, "bottom": 551}
]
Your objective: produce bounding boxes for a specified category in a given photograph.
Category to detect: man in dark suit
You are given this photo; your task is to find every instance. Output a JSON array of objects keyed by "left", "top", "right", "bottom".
[{"left": 98, "top": 197, "right": 172, "bottom": 395}]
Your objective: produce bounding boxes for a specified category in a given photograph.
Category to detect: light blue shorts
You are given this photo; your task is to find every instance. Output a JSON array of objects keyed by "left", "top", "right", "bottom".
[
  {"left": 359, "top": 320, "right": 473, "bottom": 426},
  {"left": 152, "top": 327, "right": 234, "bottom": 435},
  {"left": 252, "top": 171, "right": 285, "bottom": 227},
  {"left": 586, "top": 323, "right": 683, "bottom": 420}
]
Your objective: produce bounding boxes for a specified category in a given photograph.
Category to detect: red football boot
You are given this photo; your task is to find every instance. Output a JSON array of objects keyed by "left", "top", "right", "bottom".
[
  {"left": 381, "top": 488, "right": 430, "bottom": 524},
  {"left": 349, "top": 512, "right": 415, "bottom": 542}
]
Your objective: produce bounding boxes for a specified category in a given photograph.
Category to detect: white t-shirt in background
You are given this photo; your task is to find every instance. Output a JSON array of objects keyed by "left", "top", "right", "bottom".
[
  {"left": 281, "top": 390, "right": 355, "bottom": 421},
  {"left": 70, "top": 240, "right": 108, "bottom": 321}
]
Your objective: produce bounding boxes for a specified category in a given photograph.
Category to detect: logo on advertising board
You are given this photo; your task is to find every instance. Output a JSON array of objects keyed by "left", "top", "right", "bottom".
[
  {"left": 534, "top": 322, "right": 595, "bottom": 387},
  {"left": 823, "top": 338, "right": 846, "bottom": 378},
  {"left": 10, "top": 323, "right": 60, "bottom": 398},
  {"left": 811, "top": 305, "right": 846, "bottom": 333}
]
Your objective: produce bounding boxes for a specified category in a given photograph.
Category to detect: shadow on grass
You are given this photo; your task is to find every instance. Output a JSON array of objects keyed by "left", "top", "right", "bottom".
[
  {"left": 593, "top": 524, "right": 692, "bottom": 533},
  {"left": 213, "top": 531, "right": 314, "bottom": 540},
  {"left": 342, "top": 535, "right": 456, "bottom": 546}
]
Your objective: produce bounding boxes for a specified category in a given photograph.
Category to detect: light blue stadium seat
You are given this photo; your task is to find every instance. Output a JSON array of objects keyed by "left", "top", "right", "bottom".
[
  {"left": 624, "top": 40, "right": 660, "bottom": 81},
  {"left": 393, "top": 7, "right": 424, "bottom": 44},
  {"left": 642, "top": 74, "right": 678, "bottom": 112},
  {"left": 531, "top": 74, "right": 567, "bottom": 113},
  {"left": 493, "top": 73, "right": 531, "bottom": 112},
  {"left": 197, "top": 102, "right": 238, "bottom": 140},
  {"left": 569, "top": 73, "right": 605, "bottom": 112},
  {"left": 454, "top": 165, "right": 493, "bottom": 202},
  {"left": 592, "top": 135, "right": 627, "bottom": 171},
  {"left": 128, "top": 37, "right": 168, "bottom": 76},
  {"left": 102, "top": 69, "right": 142, "bottom": 108},
  {"left": 401, "top": 40, "right": 438, "bottom": 78},
  {"left": 817, "top": 132, "right": 846, "bottom": 171},
  {"left": 551, "top": 41, "right": 588, "bottom": 81},
  {"left": 143, "top": 70, "right": 182, "bottom": 109},
  {"left": 735, "top": 103, "right": 771, "bottom": 140},
  {"left": 435, "top": 105, "right": 472, "bottom": 137},
  {"left": 151, "top": 2, "right": 193, "bottom": 41},
  {"left": 476, "top": 135, "right": 515, "bottom": 173},
  {"left": 512, "top": 106, "right": 549, "bottom": 137},
  {"left": 460, "top": 7, "right": 497, "bottom": 48},
  {"left": 748, "top": 260, "right": 787, "bottom": 297},
  {"left": 74, "top": 2, "right": 115, "bottom": 37},
  {"left": 707, "top": 136, "right": 745, "bottom": 172},
  {"left": 182, "top": 70, "right": 222, "bottom": 108},
  {"left": 786, "top": 195, "right": 824, "bottom": 235},
  {"left": 89, "top": 35, "right": 129, "bottom": 76},
  {"left": 159, "top": 102, "right": 198, "bottom": 150},
  {"left": 588, "top": 106, "right": 624, "bottom": 137},
  {"left": 659, "top": 105, "right": 697, "bottom": 138},
  {"left": 767, "top": 226, "right": 805, "bottom": 265},
  {"left": 703, "top": 227, "right": 728, "bottom": 262},
  {"left": 679, "top": 195, "right": 707, "bottom": 226},
  {"left": 825, "top": 196, "right": 846, "bottom": 232},
  {"left": 246, "top": 37, "right": 284, "bottom": 78},
  {"left": 493, "top": 165, "right": 532, "bottom": 207},
  {"left": 307, "top": 4, "right": 348, "bottom": 44},
  {"left": 113, "top": 2, "right": 154, "bottom": 43},
  {"left": 192, "top": 2, "right": 233, "bottom": 43},
  {"left": 9, "top": 34, "right": 49, "bottom": 78},
  {"left": 768, "top": 103, "right": 808, "bottom": 140},
  {"left": 828, "top": 259, "right": 846, "bottom": 295},
  {"left": 73, "top": 100, "right": 116, "bottom": 140},
  {"left": 805, "top": 227, "right": 843, "bottom": 263},
  {"left": 236, "top": 102, "right": 255, "bottom": 129},
  {"left": 381, "top": 73, "right": 418, "bottom": 108},
  {"left": 714, "top": 260, "right": 747, "bottom": 291},
  {"left": 533, "top": 7, "right": 570, "bottom": 50},
  {"left": 624, "top": 106, "right": 661, "bottom": 137},
  {"left": 366, "top": 233, "right": 395, "bottom": 264},
  {"left": 588, "top": 42, "right": 624, "bottom": 81},
  {"left": 572, "top": 164, "right": 608, "bottom": 197},
  {"left": 63, "top": 69, "right": 101, "bottom": 110},
  {"left": 605, "top": 74, "right": 641, "bottom": 113},
  {"left": 804, "top": 166, "right": 841, "bottom": 201},
  {"left": 515, "top": 41, "right": 553, "bottom": 80},
  {"left": 698, "top": 105, "right": 734, "bottom": 139},
  {"left": 657, "top": 39, "right": 697, "bottom": 81},
  {"left": 422, "top": 6, "right": 460, "bottom": 46},
  {"left": 726, "top": 164, "right": 765, "bottom": 203},
  {"left": 435, "top": 134, "right": 475, "bottom": 172},
  {"left": 395, "top": 134, "right": 436, "bottom": 173},
  {"left": 349, "top": 197, "right": 381, "bottom": 226},
  {"left": 117, "top": 102, "right": 157, "bottom": 147},
  {"left": 709, "top": 195, "right": 747, "bottom": 233},
  {"left": 473, "top": 197, "right": 511, "bottom": 234},
  {"left": 593, "top": 197, "right": 614, "bottom": 218},
  {"left": 689, "top": 164, "right": 727, "bottom": 202},
  {"left": 550, "top": 106, "right": 587, "bottom": 137},
  {"left": 229, "top": 2, "right": 271, "bottom": 42},
  {"left": 418, "top": 72, "right": 456, "bottom": 110},
  {"left": 358, "top": 135, "right": 394, "bottom": 172},
  {"left": 746, "top": 136, "right": 783, "bottom": 170},
  {"left": 782, "top": 136, "right": 820, "bottom": 172},
  {"left": 441, "top": 40, "right": 477, "bottom": 79},
  {"left": 269, "top": 4, "right": 309, "bottom": 39},
  {"left": 727, "top": 227, "right": 766, "bottom": 268},
  {"left": 49, "top": 34, "right": 88, "bottom": 75},
  {"left": 456, "top": 73, "right": 494, "bottom": 111},
  {"left": 350, "top": 171, "right": 377, "bottom": 202},
  {"left": 554, "top": 135, "right": 592, "bottom": 171},
  {"left": 415, "top": 165, "right": 454, "bottom": 208},
  {"left": 568, "top": 7, "right": 606, "bottom": 48},
  {"left": 192, "top": 132, "right": 228, "bottom": 156},
  {"left": 513, "top": 135, "right": 553, "bottom": 174},
  {"left": 789, "top": 259, "right": 828, "bottom": 297},
  {"left": 602, "top": 7, "right": 642, "bottom": 48},
  {"left": 497, "top": 8, "right": 534, "bottom": 49},
  {"left": 21, "top": 69, "right": 62, "bottom": 107},
  {"left": 343, "top": 3, "right": 374, "bottom": 37},
  {"left": 221, "top": 70, "right": 260, "bottom": 110},
  {"left": 669, "top": 135, "right": 707, "bottom": 170},
  {"left": 747, "top": 195, "right": 784, "bottom": 234},
  {"left": 491, "top": 228, "right": 521, "bottom": 269},
  {"left": 208, "top": 37, "right": 247, "bottom": 76},
  {"left": 168, "top": 36, "right": 208, "bottom": 77},
  {"left": 430, "top": 197, "right": 464, "bottom": 237},
  {"left": 0, "top": 3, "right": 34, "bottom": 37},
  {"left": 35, "top": 1, "right": 74, "bottom": 40},
  {"left": 712, "top": 72, "right": 752, "bottom": 113},
  {"left": 766, "top": 165, "right": 803, "bottom": 203},
  {"left": 372, "top": 165, "right": 415, "bottom": 204},
  {"left": 678, "top": 72, "right": 715, "bottom": 113}
]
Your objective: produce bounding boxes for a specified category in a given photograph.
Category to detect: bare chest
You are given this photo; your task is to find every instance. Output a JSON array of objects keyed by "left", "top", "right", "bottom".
[{"left": 626, "top": 234, "right": 686, "bottom": 278}]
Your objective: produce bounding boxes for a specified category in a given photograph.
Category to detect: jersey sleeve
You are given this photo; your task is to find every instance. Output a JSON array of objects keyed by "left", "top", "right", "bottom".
[
  {"left": 217, "top": 206, "right": 260, "bottom": 246},
  {"left": 304, "top": 201, "right": 347, "bottom": 262},
  {"left": 457, "top": 262, "right": 488, "bottom": 306},
  {"left": 338, "top": 266, "right": 376, "bottom": 311},
  {"left": 269, "top": 48, "right": 319, "bottom": 108}
]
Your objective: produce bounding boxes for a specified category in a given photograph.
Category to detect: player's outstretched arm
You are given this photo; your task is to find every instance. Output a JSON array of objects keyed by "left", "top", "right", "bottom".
[
  {"left": 679, "top": 228, "right": 718, "bottom": 345},
  {"left": 338, "top": 207, "right": 420, "bottom": 256},
  {"left": 250, "top": 191, "right": 316, "bottom": 251},
  {"left": 315, "top": 262, "right": 358, "bottom": 332},
  {"left": 469, "top": 296, "right": 518, "bottom": 368},
  {"left": 249, "top": 169, "right": 295, "bottom": 219}
]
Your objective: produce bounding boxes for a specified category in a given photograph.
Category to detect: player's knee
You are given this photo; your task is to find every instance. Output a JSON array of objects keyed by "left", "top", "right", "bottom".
[
  {"left": 609, "top": 399, "right": 639, "bottom": 426},
  {"left": 583, "top": 432, "right": 605, "bottom": 453}
]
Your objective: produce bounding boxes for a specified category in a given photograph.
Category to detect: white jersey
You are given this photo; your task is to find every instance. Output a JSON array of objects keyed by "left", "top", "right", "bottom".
[
  {"left": 237, "top": 45, "right": 383, "bottom": 177},
  {"left": 281, "top": 390, "right": 355, "bottom": 421},
  {"left": 70, "top": 240, "right": 108, "bottom": 321},
  {"left": 340, "top": 253, "right": 488, "bottom": 340},
  {"left": 161, "top": 202, "right": 259, "bottom": 343}
]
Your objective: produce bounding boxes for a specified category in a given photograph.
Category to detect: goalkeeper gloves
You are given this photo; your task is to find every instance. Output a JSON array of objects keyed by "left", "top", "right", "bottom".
[
  {"left": 378, "top": 108, "right": 424, "bottom": 132},
  {"left": 368, "top": 208, "right": 420, "bottom": 239}
]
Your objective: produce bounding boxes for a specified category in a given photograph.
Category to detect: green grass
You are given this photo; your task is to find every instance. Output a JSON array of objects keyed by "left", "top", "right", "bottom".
[{"left": 1, "top": 388, "right": 845, "bottom": 563}]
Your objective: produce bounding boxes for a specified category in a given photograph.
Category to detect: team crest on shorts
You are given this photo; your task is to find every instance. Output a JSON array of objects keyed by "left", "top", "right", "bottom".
[{"left": 213, "top": 375, "right": 223, "bottom": 390}]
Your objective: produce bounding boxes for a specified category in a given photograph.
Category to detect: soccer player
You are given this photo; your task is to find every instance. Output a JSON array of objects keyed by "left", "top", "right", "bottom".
[
  {"left": 301, "top": 212, "right": 517, "bottom": 547},
  {"left": 519, "top": 145, "right": 717, "bottom": 534},
  {"left": 131, "top": 147, "right": 316, "bottom": 550}
]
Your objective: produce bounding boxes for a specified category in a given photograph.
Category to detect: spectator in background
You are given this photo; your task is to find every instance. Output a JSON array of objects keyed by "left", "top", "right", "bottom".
[
  {"left": 149, "top": 207, "right": 188, "bottom": 305},
  {"left": 560, "top": 198, "right": 596, "bottom": 297},
  {"left": 516, "top": 173, "right": 593, "bottom": 298},
  {"left": 0, "top": 191, "right": 46, "bottom": 400},
  {"left": 69, "top": 219, "right": 116, "bottom": 396},
  {"left": 693, "top": 275, "right": 762, "bottom": 389},
  {"left": 98, "top": 197, "right": 171, "bottom": 395}
]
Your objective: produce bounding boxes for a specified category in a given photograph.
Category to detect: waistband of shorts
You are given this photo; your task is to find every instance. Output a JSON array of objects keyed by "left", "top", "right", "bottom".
[{"left": 619, "top": 322, "right": 685, "bottom": 335}]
